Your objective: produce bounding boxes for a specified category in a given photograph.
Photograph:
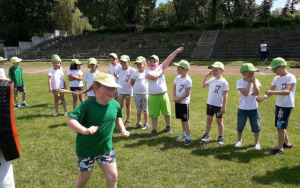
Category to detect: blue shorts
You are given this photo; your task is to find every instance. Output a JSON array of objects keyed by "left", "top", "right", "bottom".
[
  {"left": 77, "top": 150, "right": 116, "bottom": 172},
  {"left": 275, "top": 106, "right": 293, "bottom": 129},
  {"left": 237, "top": 109, "right": 261, "bottom": 133}
]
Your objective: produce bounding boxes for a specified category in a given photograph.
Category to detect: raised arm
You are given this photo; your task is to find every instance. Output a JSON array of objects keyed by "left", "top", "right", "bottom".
[
  {"left": 201, "top": 71, "right": 211, "bottom": 88},
  {"left": 161, "top": 47, "right": 184, "bottom": 70}
]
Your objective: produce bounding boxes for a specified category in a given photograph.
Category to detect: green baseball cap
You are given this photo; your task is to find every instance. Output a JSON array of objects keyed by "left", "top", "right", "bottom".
[
  {"left": 52, "top": 54, "right": 61, "bottom": 62},
  {"left": 240, "top": 63, "right": 260, "bottom": 73},
  {"left": 0, "top": 57, "right": 7, "bottom": 62},
  {"left": 120, "top": 55, "right": 130, "bottom": 62},
  {"left": 88, "top": 57, "right": 98, "bottom": 65},
  {"left": 174, "top": 60, "right": 190, "bottom": 71},
  {"left": 208, "top": 61, "right": 224, "bottom": 70},
  {"left": 267, "top": 57, "right": 287, "bottom": 70},
  {"left": 148, "top": 55, "right": 159, "bottom": 63},
  {"left": 134, "top": 56, "right": 146, "bottom": 64},
  {"left": 108, "top": 53, "right": 118, "bottom": 59},
  {"left": 71, "top": 59, "right": 82, "bottom": 65}
]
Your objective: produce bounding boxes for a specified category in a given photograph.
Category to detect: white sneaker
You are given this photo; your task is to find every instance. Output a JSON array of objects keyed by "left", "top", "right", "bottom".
[
  {"left": 64, "top": 112, "right": 68, "bottom": 116},
  {"left": 255, "top": 143, "right": 261, "bottom": 150},
  {"left": 53, "top": 112, "right": 59, "bottom": 117},
  {"left": 176, "top": 133, "right": 186, "bottom": 140},
  {"left": 234, "top": 140, "right": 242, "bottom": 147}
]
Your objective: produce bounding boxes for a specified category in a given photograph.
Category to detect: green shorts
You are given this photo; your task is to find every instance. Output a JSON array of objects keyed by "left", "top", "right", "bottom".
[{"left": 148, "top": 93, "right": 171, "bottom": 118}]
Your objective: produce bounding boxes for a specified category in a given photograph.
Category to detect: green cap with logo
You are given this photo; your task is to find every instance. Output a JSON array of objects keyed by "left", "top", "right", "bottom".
[
  {"left": 148, "top": 55, "right": 159, "bottom": 63},
  {"left": 52, "top": 54, "right": 61, "bottom": 62},
  {"left": 0, "top": 57, "right": 7, "bottom": 62},
  {"left": 109, "top": 53, "right": 118, "bottom": 59},
  {"left": 174, "top": 60, "right": 190, "bottom": 71},
  {"left": 208, "top": 61, "right": 224, "bottom": 70},
  {"left": 120, "top": 55, "right": 130, "bottom": 62},
  {"left": 71, "top": 59, "right": 82, "bottom": 65},
  {"left": 134, "top": 56, "right": 146, "bottom": 64},
  {"left": 240, "top": 63, "right": 259, "bottom": 73},
  {"left": 88, "top": 57, "right": 98, "bottom": 65},
  {"left": 267, "top": 57, "right": 287, "bottom": 70}
]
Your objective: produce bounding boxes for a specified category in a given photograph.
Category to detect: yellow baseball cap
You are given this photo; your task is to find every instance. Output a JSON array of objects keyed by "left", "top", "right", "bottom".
[
  {"left": 108, "top": 53, "right": 118, "bottom": 59},
  {"left": 0, "top": 57, "right": 7, "bottom": 62},
  {"left": 10, "top": 57, "right": 22, "bottom": 63},
  {"left": 94, "top": 72, "right": 121, "bottom": 88}
]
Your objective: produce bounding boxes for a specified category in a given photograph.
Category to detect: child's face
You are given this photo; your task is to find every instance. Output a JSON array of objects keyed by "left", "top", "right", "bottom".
[
  {"left": 148, "top": 58, "right": 158, "bottom": 70},
  {"left": 109, "top": 57, "right": 118, "bottom": 66},
  {"left": 176, "top": 66, "right": 187, "bottom": 75},
  {"left": 120, "top": 60, "right": 129, "bottom": 69},
  {"left": 272, "top": 66, "right": 284, "bottom": 75},
  {"left": 242, "top": 71, "right": 254, "bottom": 78},
  {"left": 94, "top": 84, "right": 116, "bottom": 104},
  {"left": 211, "top": 67, "right": 223, "bottom": 77},
  {"left": 77, "top": 65, "right": 81, "bottom": 70},
  {"left": 89, "top": 64, "right": 97, "bottom": 71},
  {"left": 13, "top": 62, "right": 20, "bottom": 67},
  {"left": 136, "top": 62, "right": 145, "bottom": 71},
  {"left": 0, "top": 62, "right": 4, "bottom": 67},
  {"left": 52, "top": 60, "right": 61, "bottom": 69}
]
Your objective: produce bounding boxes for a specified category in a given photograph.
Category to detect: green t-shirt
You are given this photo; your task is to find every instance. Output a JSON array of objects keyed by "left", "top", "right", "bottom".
[
  {"left": 8, "top": 66, "right": 24, "bottom": 87},
  {"left": 69, "top": 98, "right": 122, "bottom": 157}
]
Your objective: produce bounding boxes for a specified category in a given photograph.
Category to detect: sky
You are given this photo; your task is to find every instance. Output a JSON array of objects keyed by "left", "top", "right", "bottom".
[{"left": 156, "top": 0, "right": 299, "bottom": 11}]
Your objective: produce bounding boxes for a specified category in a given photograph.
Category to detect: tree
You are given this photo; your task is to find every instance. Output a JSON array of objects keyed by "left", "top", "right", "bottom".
[
  {"left": 153, "top": 2, "right": 177, "bottom": 26},
  {"left": 0, "top": 0, "right": 57, "bottom": 45},
  {"left": 257, "top": 0, "right": 273, "bottom": 21},
  {"left": 220, "top": 0, "right": 257, "bottom": 21},
  {"left": 52, "top": 0, "right": 92, "bottom": 35}
]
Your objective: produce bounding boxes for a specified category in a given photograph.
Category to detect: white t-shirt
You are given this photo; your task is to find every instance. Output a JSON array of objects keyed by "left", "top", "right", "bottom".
[
  {"left": 145, "top": 65, "right": 167, "bottom": 94},
  {"left": 67, "top": 70, "right": 84, "bottom": 87},
  {"left": 84, "top": 70, "right": 99, "bottom": 96},
  {"left": 271, "top": 73, "right": 296, "bottom": 108},
  {"left": 116, "top": 67, "right": 135, "bottom": 94},
  {"left": 236, "top": 78, "right": 261, "bottom": 110},
  {"left": 131, "top": 70, "right": 148, "bottom": 94},
  {"left": 260, "top": 43, "right": 267, "bottom": 52},
  {"left": 0, "top": 68, "right": 7, "bottom": 79},
  {"left": 48, "top": 68, "right": 64, "bottom": 89},
  {"left": 109, "top": 63, "right": 121, "bottom": 82},
  {"left": 0, "top": 149, "right": 15, "bottom": 188},
  {"left": 174, "top": 75, "right": 192, "bottom": 104},
  {"left": 206, "top": 77, "right": 229, "bottom": 107}
]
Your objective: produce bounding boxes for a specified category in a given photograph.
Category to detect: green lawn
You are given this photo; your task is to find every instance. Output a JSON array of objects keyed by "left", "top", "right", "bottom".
[{"left": 10, "top": 67, "right": 300, "bottom": 187}]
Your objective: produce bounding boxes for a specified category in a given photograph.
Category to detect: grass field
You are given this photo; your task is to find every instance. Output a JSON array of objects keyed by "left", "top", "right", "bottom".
[{"left": 8, "top": 62, "right": 300, "bottom": 188}]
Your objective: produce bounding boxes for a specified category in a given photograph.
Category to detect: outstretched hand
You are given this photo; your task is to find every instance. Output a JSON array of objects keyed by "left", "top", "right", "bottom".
[{"left": 176, "top": 47, "right": 184, "bottom": 53}]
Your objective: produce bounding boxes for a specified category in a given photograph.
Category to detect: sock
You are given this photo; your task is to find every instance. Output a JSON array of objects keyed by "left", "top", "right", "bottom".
[
  {"left": 22, "top": 101, "right": 26, "bottom": 103},
  {"left": 186, "top": 135, "right": 191, "bottom": 140},
  {"left": 183, "top": 131, "right": 186, "bottom": 136},
  {"left": 218, "top": 136, "right": 223, "bottom": 138}
]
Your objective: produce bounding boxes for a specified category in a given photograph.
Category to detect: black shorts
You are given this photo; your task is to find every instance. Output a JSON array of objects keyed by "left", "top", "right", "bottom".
[
  {"left": 275, "top": 106, "right": 293, "bottom": 129},
  {"left": 70, "top": 87, "right": 83, "bottom": 92},
  {"left": 14, "top": 86, "right": 26, "bottom": 94},
  {"left": 206, "top": 104, "right": 223, "bottom": 118},
  {"left": 175, "top": 103, "right": 189, "bottom": 122}
]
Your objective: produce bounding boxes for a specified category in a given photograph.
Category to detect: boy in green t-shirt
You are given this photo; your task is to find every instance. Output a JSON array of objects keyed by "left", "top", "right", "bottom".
[
  {"left": 8, "top": 57, "right": 28, "bottom": 108},
  {"left": 67, "top": 72, "right": 130, "bottom": 188}
]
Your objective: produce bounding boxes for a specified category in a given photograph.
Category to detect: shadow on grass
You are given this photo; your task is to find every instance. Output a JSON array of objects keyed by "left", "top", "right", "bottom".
[
  {"left": 252, "top": 166, "right": 300, "bottom": 185},
  {"left": 191, "top": 143, "right": 270, "bottom": 163},
  {"left": 26, "top": 103, "right": 49, "bottom": 108},
  {"left": 48, "top": 123, "right": 67, "bottom": 129},
  {"left": 17, "top": 114, "right": 54, "bottom": 120}
]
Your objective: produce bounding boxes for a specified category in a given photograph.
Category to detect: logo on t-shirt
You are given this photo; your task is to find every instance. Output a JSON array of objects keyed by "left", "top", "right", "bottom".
[
  {"left": 125, "top": 75, "right": 130, "bottom": 82},
  {"left": 214, "top": 85, "right": 221, "bottom": 93},
  {"left": 178, "top": 84, "right": 185, "bottom": 92},
  {"left": 281, "top": 83, "right": 287, "bottom": 90}
]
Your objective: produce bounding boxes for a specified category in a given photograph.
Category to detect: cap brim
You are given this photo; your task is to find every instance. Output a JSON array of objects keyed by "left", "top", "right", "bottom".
[
  {"left": 266, "top": 66, "right": 273, "bottom": 69},
  {"left": 100, "top": 82, "right": 122, "bottom": 88}
]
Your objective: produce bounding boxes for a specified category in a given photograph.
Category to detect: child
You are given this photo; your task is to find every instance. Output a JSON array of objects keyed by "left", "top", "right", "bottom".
[
  {"left": 67, "top": 59, "right": 85, "bottom": 109},
  {"left": 108, "top": 53, "right": 121, "bottom": 100},
  {"left": 201, "top": 61, "right": 228, "bottom": 144},
  {"left": 173, "top": 60, "right": 192, "bottom": 145},
  {"left": 130, "top": 56, "right": 149, "bottom": 130},
  {"left": 67, "top": 72, "right": 130, "bottom": 188},
  {"left": 48, "top": 55, "right": 68, "bottom": 117},
  {"left": 235, "top": 63, "right": 261, "bottom": 150},
  {"left": 84, "top": 58, "right": 99, "bottom": 99},
  {"left": 146, "top": 47, "right": 183, "bottom": 137},
  {"left": 9, "top": 57, "right": 29, "bottom": 108},
  {"left": 115, "top": 55, "right": 135, "bottom": 126},
  {"left": 257, "top": 57, "right": 296, "bottom": 155},
  {"left": 0, "top": 57, "right": 9, "bottom": 81}
]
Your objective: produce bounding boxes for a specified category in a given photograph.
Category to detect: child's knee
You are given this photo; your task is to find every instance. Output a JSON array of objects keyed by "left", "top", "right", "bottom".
[{"left": 106, "top": 172, "right": 118, "bottom": 183}]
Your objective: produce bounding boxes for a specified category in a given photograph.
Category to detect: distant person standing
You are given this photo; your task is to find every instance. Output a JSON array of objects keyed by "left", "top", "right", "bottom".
[{"left": 260, "top": 40, "right": 268, "bottom": 61}]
